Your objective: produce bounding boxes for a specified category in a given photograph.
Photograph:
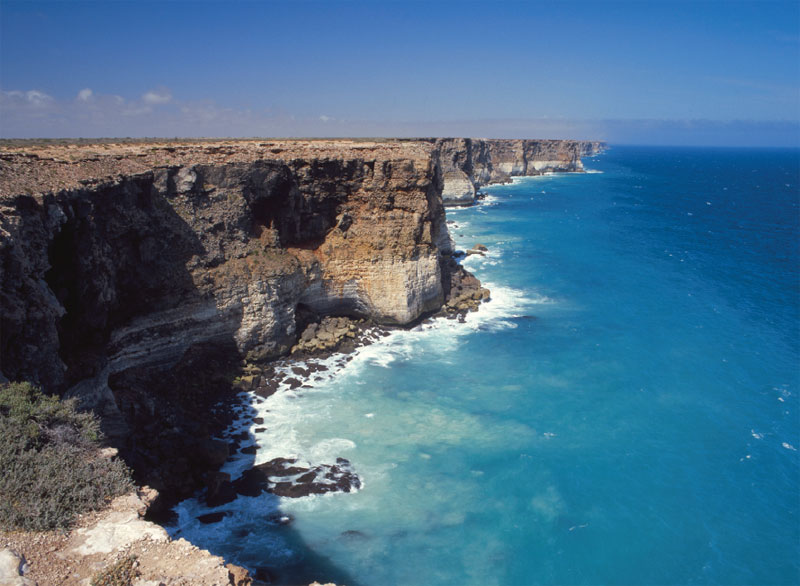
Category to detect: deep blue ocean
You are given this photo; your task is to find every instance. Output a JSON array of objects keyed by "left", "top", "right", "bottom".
[{"left": 172, "top": 146, "right": 800, "bottom": 585}]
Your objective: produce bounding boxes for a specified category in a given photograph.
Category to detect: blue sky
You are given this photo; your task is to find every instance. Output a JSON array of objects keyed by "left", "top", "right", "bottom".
[{"left": 1, "top": 0, "right": 798, "bottom": 145}]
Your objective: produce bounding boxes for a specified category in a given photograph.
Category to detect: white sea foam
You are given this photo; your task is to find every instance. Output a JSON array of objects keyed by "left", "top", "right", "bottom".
[
  {"left": 170, "top": 488, "right": 298, "bottom": 566},
  {"left": 217, "top": 274, "right": 542, "bottom": 489},
  {"left": 447, "top": 220, "right": 471, "bottom": 230},
  {"left": 781, "top": 442, "right": 796, "bottom": 451},
  {"left": 509, "top": 175, "right": 549, "bottom": 185},
  {"left": 309, "top": 438, "right": 357, "bottom": 461}
]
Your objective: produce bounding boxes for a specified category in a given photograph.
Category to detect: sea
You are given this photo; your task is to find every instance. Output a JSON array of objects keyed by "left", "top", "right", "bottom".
[{"left": 170, "top": 146, "right": 800, "bottom": 585}]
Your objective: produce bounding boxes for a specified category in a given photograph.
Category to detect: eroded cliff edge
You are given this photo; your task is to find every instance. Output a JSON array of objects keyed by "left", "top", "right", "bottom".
[{"left": 0, "top": 138, "right": 599, "bottom": 505}]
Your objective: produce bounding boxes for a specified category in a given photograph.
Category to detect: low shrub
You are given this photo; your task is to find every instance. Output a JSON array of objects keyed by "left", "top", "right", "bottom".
[
  {"left": 90, "top": 555, "right": 140, "bottom": 586},
  {"left": 0, "top": 381, "right": 134, "bottom": 531}
]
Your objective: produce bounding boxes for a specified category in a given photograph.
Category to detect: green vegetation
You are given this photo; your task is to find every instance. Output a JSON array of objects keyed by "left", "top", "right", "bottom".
[
  {"left": 0, "top": 381, "right": 133, "bottom": 531},
  {"left": 90, "top": 555, "right": 140, "bottom": 586}
]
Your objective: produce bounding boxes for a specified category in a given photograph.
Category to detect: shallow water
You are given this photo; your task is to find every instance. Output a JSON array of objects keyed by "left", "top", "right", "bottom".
[{"left": 172, "top": 146, "right": 800, "bottom": 585}]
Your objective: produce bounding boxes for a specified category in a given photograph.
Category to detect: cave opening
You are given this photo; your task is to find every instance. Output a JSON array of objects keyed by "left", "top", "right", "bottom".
[{"left": 247, "top": 177, "right": 344, "bottom": 249}]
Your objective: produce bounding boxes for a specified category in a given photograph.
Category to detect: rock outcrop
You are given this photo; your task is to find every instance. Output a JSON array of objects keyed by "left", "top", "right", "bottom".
[
  {"left": 0, "top": 488, "right": 253, "bottom": 585},
  {"left": 432, "top": 138, "right": 606, "bottom": 205},
  {"left": 0, "top": 549, "right": 32, "bottom": 586}
]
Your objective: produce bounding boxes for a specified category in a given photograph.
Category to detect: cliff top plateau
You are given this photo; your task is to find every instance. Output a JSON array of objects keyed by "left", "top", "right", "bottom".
[
  {"left": 0, "top": 139, "right": 435, "bottom": 198},
  {"left": 0, "top": 138, "right": 605, "bottom": 199}
]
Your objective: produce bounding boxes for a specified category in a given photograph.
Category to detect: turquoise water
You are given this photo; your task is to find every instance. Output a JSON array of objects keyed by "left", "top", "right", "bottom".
[{"left": 173, "top": 147, "right": 800, "bottom": 585}]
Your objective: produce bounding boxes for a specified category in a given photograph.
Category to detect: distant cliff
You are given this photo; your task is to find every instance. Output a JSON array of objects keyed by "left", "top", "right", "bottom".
[{"left": 432, "top": 138, "right": 605, "bottom": 206}]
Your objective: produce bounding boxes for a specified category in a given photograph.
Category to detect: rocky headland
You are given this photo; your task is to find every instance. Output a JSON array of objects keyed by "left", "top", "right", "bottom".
[{"left": 0, "top": 137, "right": 602, "bottom": 584}]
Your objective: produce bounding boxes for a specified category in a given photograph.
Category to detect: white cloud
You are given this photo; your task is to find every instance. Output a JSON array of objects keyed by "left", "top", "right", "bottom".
[
  {"left": 77, "top": 88, "right": 93, "bottom": 102},
  {"left": 319, "top": 114, "right": 332, "bottom": 122},
  {"left": 25, "top": 90, "right": 54, "bottom": 106},
  {"left": 142, "top": 89, "right": 172, "bottom": 105},
  {"left": 2, "top": 89, "right": 54, "bottom": 107}
]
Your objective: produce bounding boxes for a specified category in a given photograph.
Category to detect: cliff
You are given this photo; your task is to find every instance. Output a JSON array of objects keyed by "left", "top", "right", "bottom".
[
  {"left": 0, "top": 141, "right": 450, "bottom": 388},
  {"left": 432, "top": 138, "right": 606, "bottom": 206},
  {"left": 0, "top": 137, "right": 597, "bottom": 503},
  {"left": 0, "top": 136, "right": 599, "bottom": 584}
]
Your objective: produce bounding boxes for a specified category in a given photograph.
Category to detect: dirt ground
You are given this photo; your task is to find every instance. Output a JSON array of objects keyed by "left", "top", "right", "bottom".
[{"left": 0, "top": 488, "right": 252, "bottom": 585}]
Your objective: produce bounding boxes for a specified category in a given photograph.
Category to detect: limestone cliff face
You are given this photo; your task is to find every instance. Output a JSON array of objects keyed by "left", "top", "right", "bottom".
[
  {"left": 433, "top": 138, "right": 606, "bottom": 205},
  {"left": 434, "top": 138, "right": 478, "bottom": 206},
  {"left": 0, "top": 142, "right": 448, "bottom": 395},
  {"left": 0, "top": 136, "right": 604, "bottom": 402}
]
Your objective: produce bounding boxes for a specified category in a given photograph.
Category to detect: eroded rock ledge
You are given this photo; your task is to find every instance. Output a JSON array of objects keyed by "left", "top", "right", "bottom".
[{"left": 0, "top": 138, "right": 598, "bottom": 506}]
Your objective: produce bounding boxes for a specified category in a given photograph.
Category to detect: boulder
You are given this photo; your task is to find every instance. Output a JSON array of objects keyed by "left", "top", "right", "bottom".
[
  {"left": 0, "top": 550, "right": 32, "bottom": 586},
  {"left": 206, "top": 472, "right": 237, "bottom": 507},
  {"left": 198, "top": 511, "right": 229, "bottom": 524},
  {"left": 227, "top": 563, "right": 253, "bottom": 586},
  {"left": 69, "top": 510, "right": 168, "bottom": 556}
]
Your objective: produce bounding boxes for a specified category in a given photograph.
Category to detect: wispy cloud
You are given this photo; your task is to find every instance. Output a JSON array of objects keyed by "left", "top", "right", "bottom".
[
  {"left": 1, "top": 87, "right": 797, "bottom": 146},
  {"left": 2, "top": 89, "right": 55, "bottom": 107},
  {"left": 142, "top": 88, "right": 172, "bottom": 105},
  {"left": 0, "top": 86, "right": 305, "bottom": 138}
]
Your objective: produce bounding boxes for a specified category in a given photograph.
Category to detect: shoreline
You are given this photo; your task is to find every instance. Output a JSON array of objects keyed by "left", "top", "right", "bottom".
[
  {"left": 173, "top": 163, "right": 584, "bottom": 516},
  {"left": 164, "top": 188, "right": 536, "bottom": 580}
]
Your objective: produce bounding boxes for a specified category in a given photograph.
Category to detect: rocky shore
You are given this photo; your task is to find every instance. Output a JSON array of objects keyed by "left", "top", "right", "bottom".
[{"left": 0, "top": 137, "right": 600, "bottom": 584}]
